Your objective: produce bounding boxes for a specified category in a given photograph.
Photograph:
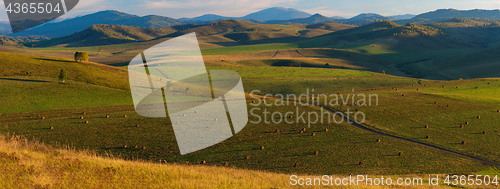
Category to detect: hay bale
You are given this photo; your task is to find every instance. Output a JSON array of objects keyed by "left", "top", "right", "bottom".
[
  {"left": 447, "top": 105, "right": 449, "bottom": 107},
  {"left": 299, "top": 131, "right": 304, "bottom": 134},
  {"left": 83, "top": 112, "right": 86, "bottom": 115},
  {"left": 402, "top": 94, "right": 405, "bottom": 96},
  {"left": 214, "top": 118, "right": 218, "bottom": 121},
  {"left": 302, "top": 128, "right": 306, "bottom": 132},
  {"left": 412, "top": 85, "right": 414, "bottom": 87},
  {"left": 80, "top": 116, "right": 84, "bottom": 119},
  {"left": 294, "top": 163, "right": 299, "bottom": 167},
  {"left": 477, "top": 116, "right": 480, "bottom": 119},
  {"left": 465, "top": 122, "right": 469, "bottom": 125},
  {"left": 224, "top": 162, "right": 229, "bottom": 167},
  {"left": 311, "top": 133, "right": 315, "bottom": 136},
  {"left": 123, "top": 145, "right": 127, "bottom": 148},
  {"left": 260, "top": 146, "right": 265, "bottom": 150},
  {"left": 425, "top": 125, "right": 429, "bottom": 128},
  {"left": 442, "top": 86, "right": 445, "bottom": 88},
  {"left": 456, "top": 87, "right": 459, "bottom": 89},
  {"left": 124, "top": 115, "right": 127, "bottom": 118},
  {"left": 50, "top": 126, "right": 54, "bottom": 130},
  {"left": 134, "top": 145, "right": 138, "bottom": 148},
  {"left": 142, "top": 146, "right": 146, "bottom": 150},
  {"left": 483, "top": 131, "right": 487, "bottom": 135},
  {"left": 426, "top": 136, "right": 431, "bottom": 139},
  {"left": 106, "top": 115, "right": 110, "bottom": 118},
  {"left": 377, "top": 139, "right": 381, "bottom": 142},
  {"left": 460, "top": 125, "right": 464, "bottom": 128},
  {"left": 275, "top": 129, "right": 280, "bottom": 133},
  {"left": 417, "top": 88, "right": 419, "bottom": 91},
  {"left": 41, "top": 117, "right": 45, "bottom": 120},
  {"left": 161, "top": 160, "right": 167, "bottom": 163},
  {"left": 475, "top": 86, "right": 479, "bottom": 89},
  {"left": 251, "top": 100, "right": 255, "bottom": 103},
  {"left": 85, "top": 121, "right": 89, "bottom": 124},
  {"left": 314, "top": 151, "right": 319, "bottom": 155},
  {"left": 497, "top": 110, "right": 500, "bottom": 113},
  {"left": 395, "top": 89, "right": 398, "bottom": 91},
  {"left": 245, "top": 156, "right": 250, "bottom": 160},
  {"left": 288, "top": 115, "right": 293, "bottom": 119},
  {"left": 461, "top": 141, "right": 466, "bottom": 145},
  {"left": 324, "top": 129, "right": 328, "bottom": 132},
  {"left": 359, "top": 161, "right": 364, "bottom": 165},
  {"left": 201, "top": 160, "right": 206, "bottom": 164},
  {"left": 434, "top": 102, "right": 438, "bottom": 104},
  {"left": 183, "top": 114, "right": 187, "bottom": 117},
  {"left": 398, "top": 152, "right": 402, "bottom": 156}
]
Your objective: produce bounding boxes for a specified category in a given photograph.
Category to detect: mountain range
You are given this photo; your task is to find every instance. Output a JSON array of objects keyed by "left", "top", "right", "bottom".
[{"left": 4, "top": 8, "right": 500, "bottom": 38}]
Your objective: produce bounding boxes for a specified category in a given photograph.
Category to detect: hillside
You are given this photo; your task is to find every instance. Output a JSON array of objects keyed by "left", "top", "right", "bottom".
[
  {"left": 241, "top": 7, "right": 311, "bottom": 21},
  {"left": 0, "top": 51, "right": 129, "bottom": 90},
  {"left": 0, "top": 134, "right": 295, "bottom": 188},
  {"left": 266, "top": 14, "right": 336, "bottom": 25}
]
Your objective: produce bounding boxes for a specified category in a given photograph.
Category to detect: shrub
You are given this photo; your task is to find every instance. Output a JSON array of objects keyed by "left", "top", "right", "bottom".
[{"left": 59, "top": 68, "right": 68, "bottom": 83}]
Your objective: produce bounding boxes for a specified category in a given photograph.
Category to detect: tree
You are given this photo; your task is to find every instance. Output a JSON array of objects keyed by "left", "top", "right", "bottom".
[
  {"left": 74, "top": 51, "right": 89, "bottom": 62},
  {"left": 74, "top": 51, "right": 82, "bottom": 62},
  {"left": 59, "top": 68, "right": 68, "bottom": 83}
]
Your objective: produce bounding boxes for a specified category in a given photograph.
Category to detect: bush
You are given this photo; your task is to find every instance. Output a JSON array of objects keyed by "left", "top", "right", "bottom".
[{"left": 59, "top": 68, "right": 68, "bottom": 82}]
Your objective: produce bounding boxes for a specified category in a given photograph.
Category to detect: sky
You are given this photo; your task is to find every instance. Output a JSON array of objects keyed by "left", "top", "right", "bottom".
[{"left": 0, "top": 0, "right": 499, "bottom": 21}]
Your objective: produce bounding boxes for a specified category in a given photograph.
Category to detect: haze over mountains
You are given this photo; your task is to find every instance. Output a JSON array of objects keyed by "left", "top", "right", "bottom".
[{"left": 3, "top": 7, "right": 500, "bottom": 38}]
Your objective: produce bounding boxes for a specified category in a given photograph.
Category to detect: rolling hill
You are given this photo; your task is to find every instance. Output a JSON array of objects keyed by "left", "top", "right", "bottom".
[{"left": 265, "top": 13, "right": 337, "bottom": 25}]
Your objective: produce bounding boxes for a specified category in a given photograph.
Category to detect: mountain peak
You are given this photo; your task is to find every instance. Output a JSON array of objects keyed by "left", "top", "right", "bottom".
[{"left": 242, "top": 7, "right": 311, "bottom": 21}]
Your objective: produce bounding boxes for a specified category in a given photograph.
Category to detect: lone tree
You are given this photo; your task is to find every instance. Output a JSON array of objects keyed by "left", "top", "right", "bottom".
[
  {"left": 74, "top": 51, "right": 89, "bottom": 62},
  {"left": 59, "top": 68, "right": 68, "bottom": 83}
]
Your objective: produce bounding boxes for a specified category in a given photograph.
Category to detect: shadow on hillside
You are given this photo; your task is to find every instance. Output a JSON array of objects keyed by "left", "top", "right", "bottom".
[
  {"left": 34, "top": 58, "right": 74, "bottom": 63},
  {"left": 0, "top": 78, "right": 50, "bottom": 83}
]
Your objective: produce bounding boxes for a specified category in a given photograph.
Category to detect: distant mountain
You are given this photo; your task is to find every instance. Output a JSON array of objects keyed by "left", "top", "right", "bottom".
[
  {"left": 180, "top": 14, "right": 233, "bottom": 21},
  {"left": 349, "top": 13, "right": 391, "bottom": 21},
  {"left": 414, "top": 9, "right": 500, "bottom": 20},
  {"left": 0, "top": 22, "right": 11, "bottom": 35},
  {"left": 9, "top": 10, "right": 189, "bottom": 38},
  {"left": 389, "top": 14, "right": 416, "bottom": 20},
  {"left": 331, "top": 16, "right": 346, "bottom": 20},
  {"left": 266, "top": 14, "right": 336, "bottom": 25},
  {"left": 242, "top": 7, "right": 311, "bottom": 21}
]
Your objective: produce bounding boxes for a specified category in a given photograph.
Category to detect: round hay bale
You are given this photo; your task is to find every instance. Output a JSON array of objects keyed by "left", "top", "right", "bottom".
[
  {"left": 302, "top": 128, "right": 306, "bottom": 132},
  {"left": 136, "top": 124, "right": 140, "bottom": 127},
  {"left": 50, "top": 126, "right": 54, "bottom": 130},
  {"left": 314, "top": 151, "right": 319, "bottom": 155},
  {"left": 425, "top": 125, "right": 429, "bottom": 128},
  {"left": 80, "top": 116, "right": 84, "bottom": 119},
  {"left": 106, "top": 115, "right": 110, "bottom": 118},
  {"left": 412, "top": 85, "right": 414, "bottom": 87},
  {"left": 402, "top": 94, "right": 405, "bottom": 96},
  {"left": 447, "top": 105, "right": 449, "bottom": 107},
  {"left": 83, "top": 112, "right": 86, "bottom": 115},
  {"left": 224, "top": 162, "right": 229, "bottom": 167},
  {"left": 483, "top": 131, "right": 487, "bottom": 135},
  {"left": 465, "top": 122, "right": 469, "bottom": 125},
  {"left": 417, "top": 88, "right": 419, "bottom": 91},
  {"left": 288, "top": 115, "right": 293, "bottom": 119},
  {"left": 183, "top": 114, "right": 187, "bottom": 117},
  {"left": 245, "top": 156, "right": 250, "bottom": 160},
  {"left": 275, "top": 129, "right": 280, "bottom": 133},
  {"left": 134, "top": 145, "right": 138, "bottom": 149},
  {"left": 442, "top": 86, "right": 445, "bottom": 88},
  {"left": 201, "top": 160, "right": 206, "bottom": 164},
  {"left": 124, "top": 115, "right": 127, "bottom": 118},
  {"left": 398, "top": 152, "right": 402, "bottom": 156},
  {"left": 377, "top": 139, "right": 381, "bottom": 142},
  {"left": 456, "top": 87, "right": 459, "bottom": 89},
  {"left": 395, "top": 89, "right": 398, "bottom": 91},
  {"left": 123, "top": 145, "right": 127, "bottom": 148},
  {"left": 260, "top": 146, "right": 265, "bottom": 150},
  {"left": 434, "top": 102, "right": 438, "bottom": 104},
  {"left": 162, "top": 160, "right": 167, "bottom": 163},
  {"left": 497, "top": 110, "right": 500, "bottom": 113},
  {"left": 251, "top": 100, "right": 255, "bottom": 103},
  {"left": 477, "top": 116, "right": 480, "bottom": 119},
  {"left": 359, "top": 161, "right": 364, "bottom": 165},
  {"left": 324, "top": 129, "right": 328, "bottom": 132},
  {"left": 426, "top": 136, "right": 431, "bottom": 139},
  {"left": 311, "top": 133, "right": 315, "bottom": 136},
  {"left": 294, "top": 163, "right": 299, "bottom": 167},
  {"left": 142, "top": 146, "right": 146, "bottom": 150},
  {"left": 299, "top": 131, "right": 304, "bottom": 134},
  {"left": 214, "top": 118, "right": 218, "bottom": 121},
  {"left": 424, "top": 85, "right": 427, "bottom": 86},
  {"left": 41, "top": 117, "right": 45, "bottom": 120},
  {"left": 85, "top": 121, "right": 89, "bottom": 124},
  {"left": 461, "top": 141, "right": 466, "bottom": 145},
  {"left": 475, "top": 86, "right": 479, "bottom": 89},
  {"left": 460, "top": 125, "right": 464, "bottom": 128}
]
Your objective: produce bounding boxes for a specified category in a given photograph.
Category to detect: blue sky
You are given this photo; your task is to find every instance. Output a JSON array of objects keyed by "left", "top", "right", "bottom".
[{"left": 0, "top": 0, "right": 499, "bottom": 21}]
